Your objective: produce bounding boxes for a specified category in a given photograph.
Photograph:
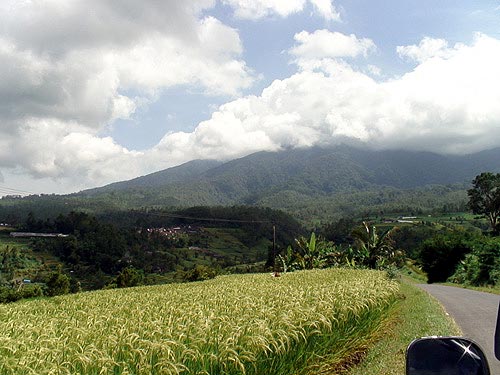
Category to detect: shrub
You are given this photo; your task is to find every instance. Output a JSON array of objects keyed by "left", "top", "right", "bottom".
[
  {"left": 115, "top": 266, "right": 144, "bottom": 288},
  {"left": 0, "top": 284, "right": 44, "bottom": 303},
  {"left": 182, "top": 265, "right": 218, "bottom": 282},
  {"left": 46, "top": 270, "right": 70, "bottom": 296}
]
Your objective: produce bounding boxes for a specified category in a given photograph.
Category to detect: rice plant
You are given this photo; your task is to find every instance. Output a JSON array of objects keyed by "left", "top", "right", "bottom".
[{"left": 0, "top": 269, "right": 399, "bottom": 374}]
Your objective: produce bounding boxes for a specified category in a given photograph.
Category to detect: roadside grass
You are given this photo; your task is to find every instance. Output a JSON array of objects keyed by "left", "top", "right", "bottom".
[
  {"left": 441, "top": 282, "right": 500, "bottom": 295},
  {"left": 346, "top": 281, "right": 461, "bottom": 375},
  {"left": 400, "top": 261, "right": 427, "bottom": 283}
]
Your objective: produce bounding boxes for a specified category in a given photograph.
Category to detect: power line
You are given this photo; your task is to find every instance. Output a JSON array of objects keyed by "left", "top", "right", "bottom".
[
  {"left": 0, "top": 185, "right": 35, "bottom": 196},
  {"left": 0, "top": 185, "right": 274, "bottom": 223}
]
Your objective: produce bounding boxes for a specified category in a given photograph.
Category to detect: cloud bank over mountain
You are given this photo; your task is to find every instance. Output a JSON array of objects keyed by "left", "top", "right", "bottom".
[
  {"left": 0, "top": 1, "right": 500, "bottom": 193},
  {"left": 153, "top": 33, "right": 500, "bottom": 164}
]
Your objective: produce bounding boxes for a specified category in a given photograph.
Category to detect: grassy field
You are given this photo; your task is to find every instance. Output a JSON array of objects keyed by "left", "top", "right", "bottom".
[
  {"left": 0, "top": 269, "right": 399, "bottom": 375},
  {"left": 347, "top": 281, "right": 460, "bottom": 375}
]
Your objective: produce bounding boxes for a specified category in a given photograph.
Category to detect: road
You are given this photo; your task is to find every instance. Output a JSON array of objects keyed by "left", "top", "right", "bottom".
[{"left": 418, "top": 284, "right": 500, "bottom": 374}]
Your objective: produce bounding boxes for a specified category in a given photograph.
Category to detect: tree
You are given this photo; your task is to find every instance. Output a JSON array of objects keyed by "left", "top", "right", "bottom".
[
  {"left": 468, "top": 172, "right": 500, "bottom": 235},
  {"left": 320, "top": 217, "right": 355, "bottom": 245},
  {"left": 351, "top": 222, "right": 399, "bottom": 269},
  {"left": 449, "top": 236, "right": 500, "bottom": 286}
]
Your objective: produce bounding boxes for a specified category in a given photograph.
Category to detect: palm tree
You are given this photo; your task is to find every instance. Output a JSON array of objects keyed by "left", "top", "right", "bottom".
[{"left": 351, "top": 222, "right": 398, "bottom": 269}]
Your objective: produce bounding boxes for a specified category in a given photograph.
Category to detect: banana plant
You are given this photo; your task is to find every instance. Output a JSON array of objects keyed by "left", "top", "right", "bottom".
[
  {"left": 277, "top": 245, "right": 293, "bottom": 273},
  {"left": 294, "top": 232, "right": 335, "bottom": 269},
  {"left": 351, "top": 222, "right": 398, "bottom": 269}
]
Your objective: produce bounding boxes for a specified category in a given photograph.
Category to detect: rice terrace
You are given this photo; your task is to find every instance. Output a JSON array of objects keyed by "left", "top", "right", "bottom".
[{"left": 0, "top": 269, "right": 399, "bottom": 374}]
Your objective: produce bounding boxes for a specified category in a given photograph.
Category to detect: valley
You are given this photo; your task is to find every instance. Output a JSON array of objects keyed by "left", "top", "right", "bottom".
[{"left": 1, "top": 145, "right": 499, "bottom": 374}]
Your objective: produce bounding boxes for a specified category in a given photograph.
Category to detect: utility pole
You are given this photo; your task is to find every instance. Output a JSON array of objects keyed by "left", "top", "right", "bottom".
[{"left": 272, "top": 225, "right": 276, "bottom": 270}]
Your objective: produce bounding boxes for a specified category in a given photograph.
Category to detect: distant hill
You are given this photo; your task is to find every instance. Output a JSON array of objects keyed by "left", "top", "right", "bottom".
[
  {"left": 75, "top": 145, "right": 500, "bottom": 217},
  {"left": 83, "top": 159, "right": 223, "bottom": 193},
  {"left": 3, "top": 145, "right": 500, "bottom": 222},
  {"left": 80, "top": 145, "right": 500, "bottom": 196}
]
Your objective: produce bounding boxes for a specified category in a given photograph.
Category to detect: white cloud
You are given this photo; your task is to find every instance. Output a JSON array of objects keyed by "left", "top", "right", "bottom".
[
  {"left": 2, "top": 0, "right": 500, "bottom": 194},
  {"left": 0, "top": 0, "right": 256, "bottom": 189},
  {"left": 223, "top": 0, "right": 304, "bottom": 19},
  {"left": 223, "top": 0, "right": 340, "bottom": 20},
  {"left": 397, "top": 37, "right": 457, "bottom": 63},
  {"left": 7, "top": 32, "right": 500, "bottom": 190},
  {"left": 290, "top": 30, "right": 376, "bottom": 67},
  {"left": 151, "top": 33, "right": 500, "bottom": 168},
  {"left": 365, "top": 65, "right": 382, "bottom": 77},
  {"left": 113, "top": 17, "right": 253, "bottom": 96},
  {"left": 309, "top": 0, "right": 340, "bottom": 21},
  {"left": 3, "top": 119, "right": 140, "bottom": 181},
  {"left": 0, "top": 0, "right": 216, "bottom": 54},
  {"left": 0, "top": 0, "right": 253, "bottom": 128}
]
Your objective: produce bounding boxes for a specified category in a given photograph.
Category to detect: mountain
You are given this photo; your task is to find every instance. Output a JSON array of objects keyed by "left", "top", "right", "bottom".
[
  {"left": 83, "top": 159, "right": 223, "bottom": 193},
  {"left": 3, "top": 145, "right": 500, "bottom": 222},
  {"left": 81, "top": 145, "right": 500, "bottom": 196},
  {"left": 75, "top": 145, "right": 500, "bottom": 213}
]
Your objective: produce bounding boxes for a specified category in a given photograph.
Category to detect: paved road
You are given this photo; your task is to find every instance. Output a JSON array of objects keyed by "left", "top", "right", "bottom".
[{"left": 418, "top": 284, "right": 500, "bottom": 374}]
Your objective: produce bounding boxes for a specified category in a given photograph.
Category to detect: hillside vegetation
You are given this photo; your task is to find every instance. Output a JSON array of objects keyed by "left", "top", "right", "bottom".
[
  {"left": 2, "top": 145, "right": 500, "bottom": 222},
  {"left": 0, "top": 207, "right": 303, "bottom": 293},
  {"left": 0, "top": 269, "right": 399, "bottom": 375}
]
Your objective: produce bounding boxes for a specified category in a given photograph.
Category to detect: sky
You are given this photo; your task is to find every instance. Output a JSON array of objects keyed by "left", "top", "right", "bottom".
[{"left": 1, "top": 0, "right": 500, "bottom": 196}]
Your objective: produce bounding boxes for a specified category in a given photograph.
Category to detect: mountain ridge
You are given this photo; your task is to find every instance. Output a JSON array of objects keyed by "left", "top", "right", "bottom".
[
  {"left": 79, "top": 145, "right": 500, "bottom": 203},
  {"left": 3, "top": 145, "right": 500, "bottom": 223}
]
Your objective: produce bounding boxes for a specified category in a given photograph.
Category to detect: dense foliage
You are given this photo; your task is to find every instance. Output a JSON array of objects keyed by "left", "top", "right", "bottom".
[
  {"left": 351, "top": 222, "right": 400, "bottom": 269},
  {"left": 0, "top": 244, "right": 77, "bottom": 303},
  {"left": 28, "top": 212, "right": 133, "bottom": 287},
  {"left": 3, "top": 207, "right": 303, "bottom": 292},
  {"left": 0, "top": 184, "right": 470, "bottom": 225},
  {"left": 448, "top": 236, "right": 500, "bottom": 286},
  {"left": 276, "top": 221, "right": 403, "bottom": 274},
  {"left": 418, "top": 231, "right": 477, "bottom": 283},
  {"left": 318, "top": 217, "right": 356, "bottom": 245},
  {"left": 3, "top": 168, "right": 500, "bottom": 300}
]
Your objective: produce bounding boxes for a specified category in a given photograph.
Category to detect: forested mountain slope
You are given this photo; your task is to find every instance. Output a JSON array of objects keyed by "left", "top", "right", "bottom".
[
  {"left": 2, "top": 145, "right": 500, "bottom": 222},
  {"left": 79, "top": 145, "right": 500, "bottom": 203}
]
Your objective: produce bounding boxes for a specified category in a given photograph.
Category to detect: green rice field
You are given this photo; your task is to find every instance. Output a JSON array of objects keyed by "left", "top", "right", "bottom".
[{"left": 0, "top": 269, "right": 399, "bottom": 375}]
